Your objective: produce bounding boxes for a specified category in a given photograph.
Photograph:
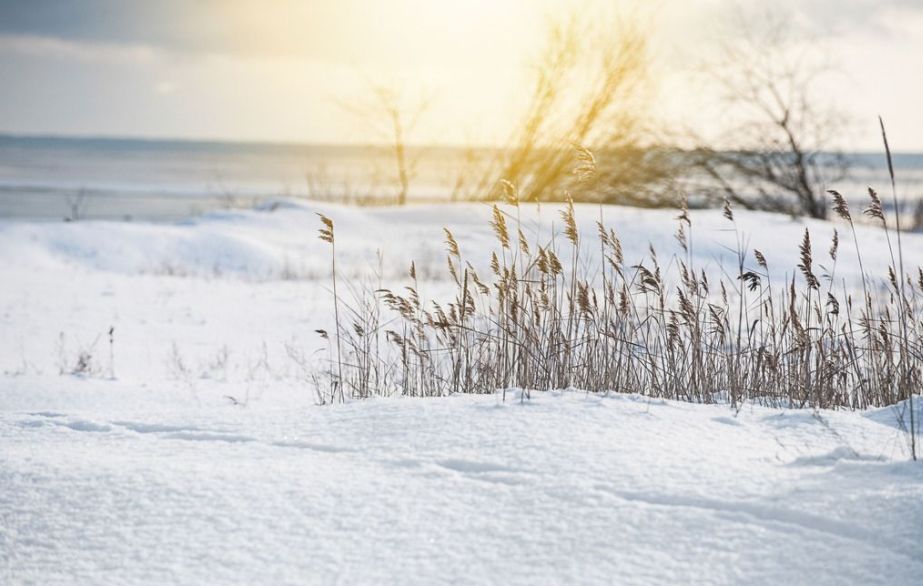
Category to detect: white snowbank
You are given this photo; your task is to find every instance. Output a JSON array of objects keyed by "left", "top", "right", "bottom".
[
  {"left": 2, "top": 201, "right": 922, "bottom": 584},
  {"left": 2, "top": 389, "right": 921, "bottom": 585},
  {"left": 3, "top": 200, "right": 921, "bottom": 387},
  {"left": 1, "top": 199, "right": 917, "bottom": 285}
]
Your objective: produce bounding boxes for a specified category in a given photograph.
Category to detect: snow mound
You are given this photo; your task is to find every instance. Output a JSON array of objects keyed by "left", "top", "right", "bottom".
[
  {"left": 2, "top": 391, "right": 921, "bottom": 585},
  {"left": 2, "top": 200, "right": 920, "bottom": 285},
  {"left": 3, "top": 202, "right": 923, "bottom": 584}
]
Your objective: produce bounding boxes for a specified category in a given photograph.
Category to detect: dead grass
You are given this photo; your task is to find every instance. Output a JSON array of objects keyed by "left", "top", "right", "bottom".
[{"left": 311, "top": 140, "right": 921, "bottom": 458}]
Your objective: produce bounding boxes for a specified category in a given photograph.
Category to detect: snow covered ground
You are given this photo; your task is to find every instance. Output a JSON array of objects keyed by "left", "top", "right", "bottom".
[
  {"left": 3, "top": 389, "right": 922, "bottom": 585},
  {"left": 2, "top": 200, "right": 922, "bottom": 584}
]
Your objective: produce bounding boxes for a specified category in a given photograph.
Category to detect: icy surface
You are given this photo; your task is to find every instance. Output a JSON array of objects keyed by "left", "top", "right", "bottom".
[{"left": 2, "top": 201, "right": 922, "bottom": 584}]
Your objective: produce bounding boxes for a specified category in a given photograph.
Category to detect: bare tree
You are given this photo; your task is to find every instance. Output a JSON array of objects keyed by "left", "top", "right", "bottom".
[
  {"left": 694, "top": 11, "right": 851, "bottom": 219},
  {"left": 340, "top": 84, "right": 432, "bottom": 205},
  {"left": 479, "top": 11, "right": 678, "bottom": 205},
  {"left": 64, "top": 188, "right": 90, "bottom": 221}
]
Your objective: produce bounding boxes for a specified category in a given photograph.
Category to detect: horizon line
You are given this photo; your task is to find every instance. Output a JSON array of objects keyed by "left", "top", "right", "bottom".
[{"left": 1, "top": 131, "right": 921, "bottom": 156}]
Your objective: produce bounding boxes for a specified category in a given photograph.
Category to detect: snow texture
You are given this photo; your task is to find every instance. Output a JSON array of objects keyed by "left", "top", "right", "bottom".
[
  {"left": 2, "top": 200, "right": 922, "bottom": 584},
  {"left": 2, "top": 389, "right": 921, "bottom": 585}
]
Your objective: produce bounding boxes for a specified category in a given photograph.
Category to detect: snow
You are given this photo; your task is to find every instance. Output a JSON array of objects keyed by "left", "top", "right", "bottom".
[
  {"left": 2, "top": 200, "right": 922, "bottom": 584},
  {"left": 3, "top": 390, "right": 921, "bottom": 584}
]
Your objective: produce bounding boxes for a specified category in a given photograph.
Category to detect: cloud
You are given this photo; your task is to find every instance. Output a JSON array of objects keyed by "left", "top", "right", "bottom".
[
  {"left": 154, "top": 81, "right": 177, "bottom": 95},
  {"left": 3, "top": 1, "right": 921, "bottom": 70},
  {"left": 0, "top": 1, "right": 184, "bottom": 49},
  {"left": 754, "top": 0, "right": 923, "bottom": 37},
  {"left": 0, "top": 34, "right": 162, "bottom": 63},
  {"left": 0, "top": 0, "right": 504, "bottom": 61},
  {"left": 0, "top": 0, "right": 312, "bottom": 56}
]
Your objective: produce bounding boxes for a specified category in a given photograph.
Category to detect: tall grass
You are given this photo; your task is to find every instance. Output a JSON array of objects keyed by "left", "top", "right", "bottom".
[{"left": 313, "top": 143, "right": 921, "bottom": 457}]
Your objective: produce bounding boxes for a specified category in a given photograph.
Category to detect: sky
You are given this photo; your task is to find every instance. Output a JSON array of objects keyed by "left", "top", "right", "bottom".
[{"left": 0, "top": 0, "right": 921, "bottom": 150}]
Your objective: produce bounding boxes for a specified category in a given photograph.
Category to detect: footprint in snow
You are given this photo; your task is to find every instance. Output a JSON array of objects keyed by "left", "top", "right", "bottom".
[
  {"left": 54, "top": 419, "right": 113, "bottom": 432},
  {"left": 270, "top": 440, "right": 355, "bottom": 453},
  {"left": 788, "top": 446, "right": 881, "bottom": 467},
  {"left": 160, "top": 431, "right": 255, "bottom": 443},
  {"left": 111, "top": 421, "right": 203, "bottom": 434},
  {"left": 436, "top": 459, "right": 514, "bottom": 474}
]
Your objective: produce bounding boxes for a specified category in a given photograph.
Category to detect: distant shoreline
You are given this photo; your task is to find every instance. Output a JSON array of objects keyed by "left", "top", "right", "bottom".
[{"left": 2, "top": 133, "right": 922, "bottom": 159}]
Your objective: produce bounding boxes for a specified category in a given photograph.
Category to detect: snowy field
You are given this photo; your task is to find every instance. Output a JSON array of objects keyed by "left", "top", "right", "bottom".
[{"left": 2, "top": 200, "right": 922, "bottom": 584}]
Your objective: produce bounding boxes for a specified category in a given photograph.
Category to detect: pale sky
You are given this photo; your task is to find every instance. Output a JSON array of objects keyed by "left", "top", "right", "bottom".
[{"left": 0, "top": 0, "right": 921, "bottom": 150}]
